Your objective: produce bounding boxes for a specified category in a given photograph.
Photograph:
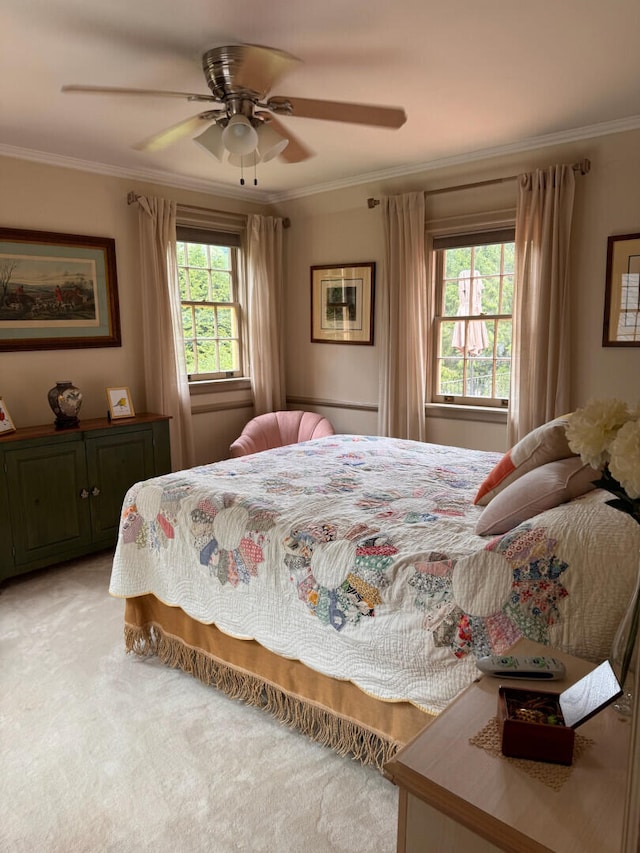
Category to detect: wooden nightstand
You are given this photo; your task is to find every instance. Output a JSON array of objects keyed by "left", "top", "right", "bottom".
[{"left": 385, "top": 640, "right": 632, "bottom": 853}]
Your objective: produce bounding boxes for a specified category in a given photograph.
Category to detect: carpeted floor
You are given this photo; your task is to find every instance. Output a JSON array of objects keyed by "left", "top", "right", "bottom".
[{"left": 0, "top": 553, "right": 399, "bottom": 853}]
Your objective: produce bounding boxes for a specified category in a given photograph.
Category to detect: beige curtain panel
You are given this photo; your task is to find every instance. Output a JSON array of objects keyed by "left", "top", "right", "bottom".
[
  {"left": 137, "top": 195, "right": 195, "bottom": 471},
  {"left": 509, "top": 165, "right": 576, "bottom": 444},
  {"left": 246, "top": 214, "right": 286, "bottom": 415},
  {"left": 379, "top": 192, "right": 428, "bottom": 441}
]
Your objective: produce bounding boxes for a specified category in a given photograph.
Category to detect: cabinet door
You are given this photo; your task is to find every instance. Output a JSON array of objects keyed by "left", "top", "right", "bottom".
[
  {"left": 6, "top": 440, "right": 92, "bottom": 567},
  {"left": 85, "top": 428, "right": 156, "bottom": 546}
]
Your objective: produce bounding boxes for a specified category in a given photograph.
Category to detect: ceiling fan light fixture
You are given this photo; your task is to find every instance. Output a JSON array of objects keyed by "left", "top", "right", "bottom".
[
  {"left": 221, "top": 115, "right": 259, "bottom": 156},
  {"left": 193, "top": 123, "right": 225, "bottom": 161},
  {"left": 227, "top": 150, "right": 262, "bottom": 167},
  {"left": 257, "top": 123, "right": 289, "bottom": 162}
]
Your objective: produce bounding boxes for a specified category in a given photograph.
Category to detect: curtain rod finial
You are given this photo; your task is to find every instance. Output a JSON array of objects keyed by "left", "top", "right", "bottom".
[{"left": 367, "top": 197, "right": 380, "bottom": 209}]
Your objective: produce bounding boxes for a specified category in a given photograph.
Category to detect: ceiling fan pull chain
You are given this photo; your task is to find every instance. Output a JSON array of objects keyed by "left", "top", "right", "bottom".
[
  {"left": 240, "top": 157, "right": 245, "bottom": 186},
  {"left": 254, "top": 160, "right": 258, "bottom": 186}
]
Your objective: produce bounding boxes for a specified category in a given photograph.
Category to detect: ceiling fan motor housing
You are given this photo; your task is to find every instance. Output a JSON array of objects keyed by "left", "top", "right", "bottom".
[{"left": 202, "top": 46, "right": 266, "bottom": 103}]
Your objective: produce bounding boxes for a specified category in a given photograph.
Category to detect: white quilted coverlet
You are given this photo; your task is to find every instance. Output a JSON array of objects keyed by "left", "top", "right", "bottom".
[{"left": 110, "top": 435, "right": 640, "bottom": 714}]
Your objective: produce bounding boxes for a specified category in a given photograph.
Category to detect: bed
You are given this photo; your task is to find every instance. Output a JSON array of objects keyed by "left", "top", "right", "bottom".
[{"left": 109, "top": 427, "right": 640, "bottom": 769}]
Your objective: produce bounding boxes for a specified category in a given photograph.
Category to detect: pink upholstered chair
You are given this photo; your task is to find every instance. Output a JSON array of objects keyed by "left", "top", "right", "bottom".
[{"left": 229, "top": 411, "right": 335, "bottom": 458}]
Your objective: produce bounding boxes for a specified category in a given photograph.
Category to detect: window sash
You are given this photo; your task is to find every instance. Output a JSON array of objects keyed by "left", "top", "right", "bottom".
[
  {"left": 176, "top": 235, "right": 243, "bottom": 381},
  {"left": 432, "top": 229, "right": 514, "bottom": 407}
]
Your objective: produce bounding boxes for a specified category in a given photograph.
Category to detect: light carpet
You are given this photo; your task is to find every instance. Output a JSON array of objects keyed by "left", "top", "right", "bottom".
[{"left": 0, "top": 553, "right": 398, "bottom": 853}]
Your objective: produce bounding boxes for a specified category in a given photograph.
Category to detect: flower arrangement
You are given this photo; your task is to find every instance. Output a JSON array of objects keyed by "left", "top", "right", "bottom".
[
  {"left": 566, "top": 398, "right": 640, "bottom": 523},
  {"left": 566, "top": 398, "right": 640, "bottom": 704}
]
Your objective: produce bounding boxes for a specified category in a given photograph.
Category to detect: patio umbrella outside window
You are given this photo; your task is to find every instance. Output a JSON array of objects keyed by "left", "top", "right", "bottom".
[{"left": 452, "top": 268, "right": 488, "bottom": 356}]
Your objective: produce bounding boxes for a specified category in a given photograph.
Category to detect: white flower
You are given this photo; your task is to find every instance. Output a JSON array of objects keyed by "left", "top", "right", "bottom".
[
  {"left": 566, "top": 398, "right": 633, "bottom": 468},
  {"left": 609, "top": 420, "right": 640, "bottom": 500}
]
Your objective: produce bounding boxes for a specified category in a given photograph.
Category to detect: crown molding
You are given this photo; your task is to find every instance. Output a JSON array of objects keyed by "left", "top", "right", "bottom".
[
  {"left": 269, "top": 114, "right": 640, "bottom": 202},
  {"left": 0, "top": 143, "right": 264, "bottom": 203},
  {"left": 2, "top": 114, "right": 640, "bottom": 205}
]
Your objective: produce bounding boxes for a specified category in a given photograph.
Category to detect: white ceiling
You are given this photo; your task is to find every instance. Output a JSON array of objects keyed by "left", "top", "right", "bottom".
[{"left": 3, "top": 0, "right": 640, "bottom": 202}]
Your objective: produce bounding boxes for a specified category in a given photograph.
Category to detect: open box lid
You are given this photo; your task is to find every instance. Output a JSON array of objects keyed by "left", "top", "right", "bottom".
[{"left": 559, "top": 660, "right": 623, "bottom": 729}]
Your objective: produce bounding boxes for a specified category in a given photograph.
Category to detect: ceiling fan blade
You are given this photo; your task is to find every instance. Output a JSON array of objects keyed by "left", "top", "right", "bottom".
[
  {"left": 272, "top": 96, "right": 407, "bottom": 129},
  {"left": 233, "top": 44, "right": 301, "bottom": 98},
  {"left": 261, "top": 115, "right": 314, "bottom": 163},
  {"left": 62, "top": 84, "right": 217, "bottom": 102},
  {"left": 133, "top": 113, "right": 217, "bottom": 152}
]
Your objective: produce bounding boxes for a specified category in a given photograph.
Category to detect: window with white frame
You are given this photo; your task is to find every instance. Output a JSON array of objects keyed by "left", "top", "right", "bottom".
[
  {"left": 432, "top": 228, "right": 515, "bottom": 407},
  {"left": 176, "top": 226, "right": 243, "bottom": 381}
]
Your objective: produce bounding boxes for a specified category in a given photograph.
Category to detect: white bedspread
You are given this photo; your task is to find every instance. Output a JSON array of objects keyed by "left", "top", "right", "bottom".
[{"left": 110, "top": 435, "right": 640, "bottom": 714}]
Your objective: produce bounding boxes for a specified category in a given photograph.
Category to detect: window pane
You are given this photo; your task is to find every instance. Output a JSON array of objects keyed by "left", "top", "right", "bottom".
[
  {"left": 445, "top": 247, "right": 471, "bottom": 278},
  {"left": 501, "top": 275, "right": 514, "bottom": 314},
  {"left": 438, "top": 319, "right": 457, "bottom": 357},
  {"left": 196, "top": 340, "right": 219, "bottom": 374},
  {"left": 211, "top": 271, "right": 232, "bottom": 302},
  {"left": 189, "top": 268, "right": 209, "bottom": 301},
  {"left": 495, "top": 318, "right": 512, "bottom": 358},
  {"left": 433, "top": 237, "right": 514, "bottom": 406},
  {"left": 455, "top": 270, "right": 485, "bottom": 316},
  {"left": 194, "top": 306, "right": 215, "bottom": 337},
  {"left": 503, "top": 243, "right": 515, "bottom": 274},
  {"left": 184, "top": 340, "right": 196, "bottom": 374},
  {"left": 496, "top": 359, "right": 511, "bottom": 398},
  {"left": 465, "top": 357, "right": 494, "bottom": 398},
  {"left": 437, "top": 356, "right": 464, "bottom": 396},
  {"left": 178, "top": 267, "right": 189, "bottom": 300},
  {"left": 182, "top": 306, "right": 194, "bottom": 338},
  {"left": 216, "top": 306, "right": 234, "bottom": 339},
  {"left": 177, "top": 239, "right": 242, "bottom": 379},
  {"left": 480, "top": 275, "right": 501, "bottom": 314},
  {"left": 187, "top": 243, "right": 208, "bottom": 267},
  {"left": 210, "top": 245, "right": 231, "bottom": 269},
  {"left": 473, "top": 243, "right": 502, "bottom": 274},
  {"left": 218, "top": 339, "right": 237, "bottom": 372},
  {"left": 443, "top": 280, "right": 460, "bottom": 314}
]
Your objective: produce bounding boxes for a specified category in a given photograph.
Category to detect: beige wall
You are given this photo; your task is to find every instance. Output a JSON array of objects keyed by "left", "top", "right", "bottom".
[
  {"left": 278, "top": 128, "right": 640, "bottom": 452},
  {"left": 1, "top": 127, "right": 639, "bottom": 462},
  {"left": 0, "top": 156, "right": 268, "bottom": 464}
]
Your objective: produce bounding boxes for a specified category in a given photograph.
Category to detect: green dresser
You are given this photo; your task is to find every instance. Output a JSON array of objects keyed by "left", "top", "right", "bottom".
[{"left": 0, "top": 414, "right": 171, "bottom": 582}]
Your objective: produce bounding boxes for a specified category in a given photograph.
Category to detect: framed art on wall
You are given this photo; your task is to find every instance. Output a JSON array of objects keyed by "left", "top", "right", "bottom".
[
  {"left": 0, "top": 227, "right": 121, "bottom": 352},
  {"left": 0, "top": 398, "right": 16, "bottom": 434},
  {"left": 311, "top": 262, "right": 375, "bottom": 345},
  {"left": 603, "top": 232, "right": 640, "bottom": 346},
  {"left": 106, "top": 387, "right": 135, "bottom": 420}
]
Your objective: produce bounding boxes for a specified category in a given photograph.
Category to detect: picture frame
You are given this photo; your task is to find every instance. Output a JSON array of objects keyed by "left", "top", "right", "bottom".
[
  {"left": 311, "top": 262, "right": 375, "bottom": 345},
  {"left": 0, "top": 397, "right": 16, "bottom": 434},
  {"left": 106, "top": 387, "right": 135, "bottom": 420},
  {"left": 603, "top": 233, "right": 640, "bottom": 347},
  {"left": 0, "top": 227, "right": 121, "bottom": 352}
]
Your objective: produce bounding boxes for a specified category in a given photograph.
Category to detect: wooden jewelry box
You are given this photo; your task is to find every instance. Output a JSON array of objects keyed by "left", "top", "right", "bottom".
[{"left": 497, "top": 660, "right": 622, "bottom": 765}]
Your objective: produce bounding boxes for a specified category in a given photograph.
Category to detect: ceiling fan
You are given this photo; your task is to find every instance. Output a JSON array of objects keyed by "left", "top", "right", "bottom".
[{"left": 61, "top": 43, "right": 407, "bottom": 182}]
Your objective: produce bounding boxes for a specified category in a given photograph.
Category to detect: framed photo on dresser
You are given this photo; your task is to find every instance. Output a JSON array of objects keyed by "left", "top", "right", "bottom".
[{"left": 0, "top": 398, "right": 16, "bottom": 434}]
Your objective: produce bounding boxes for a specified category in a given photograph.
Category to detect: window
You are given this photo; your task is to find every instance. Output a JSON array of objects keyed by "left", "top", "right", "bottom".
[
  {"left": 432, "top": 228, "right": 515, "bottom": 407},
  {"left": 176, "top": 227, "right": 243, "bottom": 381}
]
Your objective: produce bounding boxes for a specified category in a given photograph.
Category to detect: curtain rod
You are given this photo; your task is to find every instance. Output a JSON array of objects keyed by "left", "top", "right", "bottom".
[
  {"left": 366, "top": 158, "right": 591, "bottom": 209},
  {"left": 127, "top": 192, "right": 290, "bottom": 228}
]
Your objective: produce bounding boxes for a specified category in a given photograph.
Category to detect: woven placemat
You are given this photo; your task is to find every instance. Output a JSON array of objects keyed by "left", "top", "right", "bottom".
[{"left": 469, "top": 717, "right": 594, "bottom": 791}]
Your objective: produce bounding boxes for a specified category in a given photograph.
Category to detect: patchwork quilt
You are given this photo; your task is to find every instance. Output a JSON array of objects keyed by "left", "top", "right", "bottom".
[{"left": 109, "top": 434, "right": 640, "bottom": 714}]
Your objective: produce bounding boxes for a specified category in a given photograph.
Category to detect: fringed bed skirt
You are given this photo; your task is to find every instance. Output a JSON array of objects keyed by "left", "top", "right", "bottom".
[{"left": 124, "top": 595, "right": 433, "bottom": 771}]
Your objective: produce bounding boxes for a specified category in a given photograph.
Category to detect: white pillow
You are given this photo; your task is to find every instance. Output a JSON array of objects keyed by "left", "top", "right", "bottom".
[
  {"left": 475, "top": 457, "right": 599, "bottom": 536},
  {"left": 474, "top": 414, "right": 574, "bottom": 506}
]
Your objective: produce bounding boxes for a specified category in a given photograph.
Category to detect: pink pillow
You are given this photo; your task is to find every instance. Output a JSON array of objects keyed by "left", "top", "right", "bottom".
[
  {"left": 474, "top": 414, "right": 574, "bottom": 506},
  {"left": 475, "top": 456, "right": 599, "bottom": 536}
]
